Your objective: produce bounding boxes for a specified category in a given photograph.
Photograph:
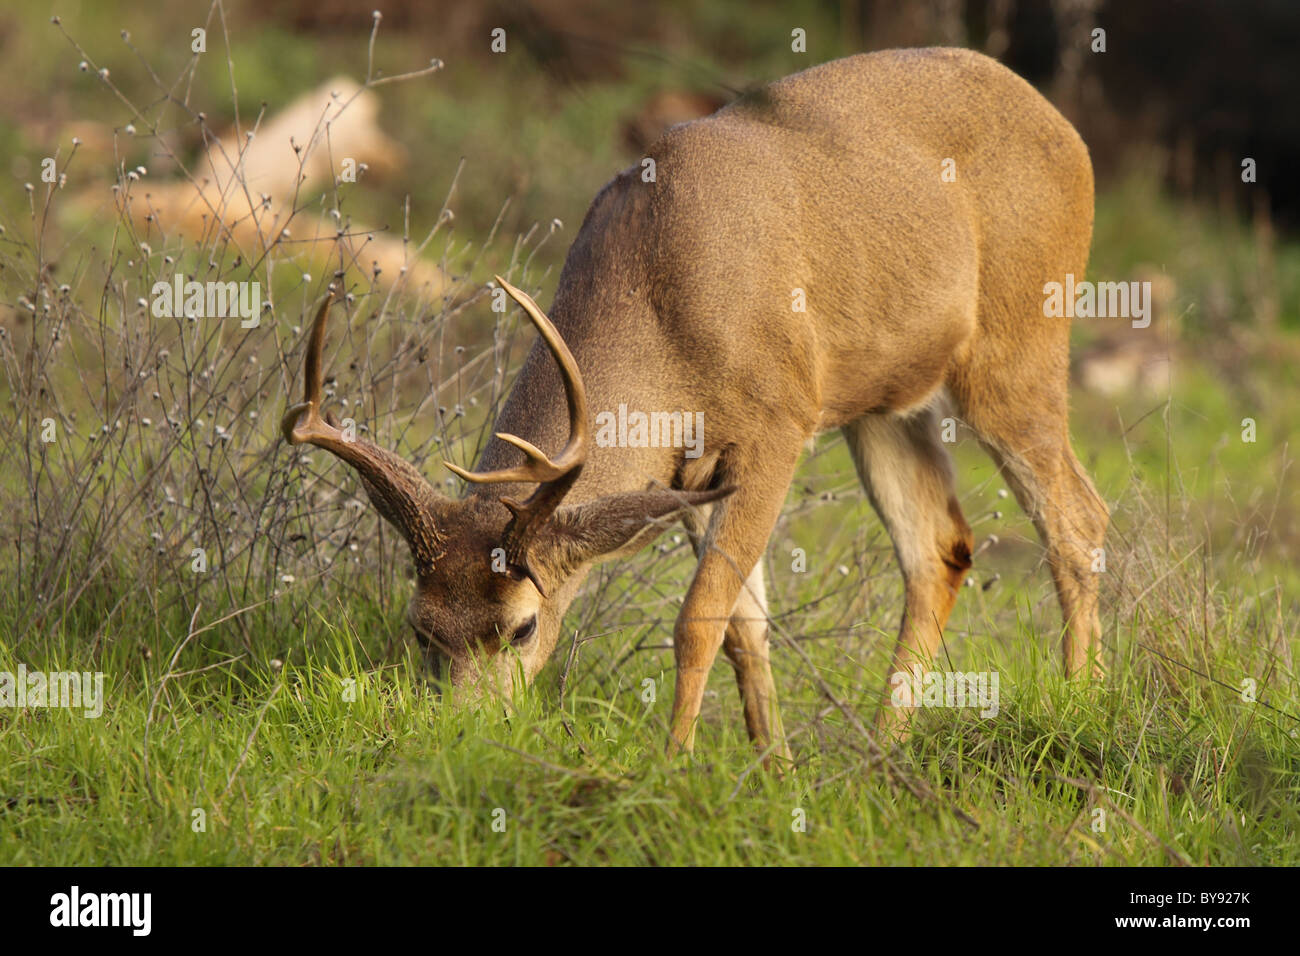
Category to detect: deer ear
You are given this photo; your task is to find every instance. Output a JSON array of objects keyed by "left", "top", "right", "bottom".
[{"left": 541, "top": 485, "right": 736, "bottom": 575}]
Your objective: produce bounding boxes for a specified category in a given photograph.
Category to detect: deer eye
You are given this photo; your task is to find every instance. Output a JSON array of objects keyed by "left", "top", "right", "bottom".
[{"left": 510, "top": 616, "right": 537, "bottom": 646}]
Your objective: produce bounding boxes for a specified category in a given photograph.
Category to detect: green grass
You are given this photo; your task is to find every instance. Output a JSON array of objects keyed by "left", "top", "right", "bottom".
[{"left": 2, "top": 570, "right": 1294, "bottom": 865}]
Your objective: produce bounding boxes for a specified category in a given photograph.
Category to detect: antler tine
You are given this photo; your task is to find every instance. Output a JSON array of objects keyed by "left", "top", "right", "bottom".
[
  {"left": 279, "top": 291, "right": 447, "bottom": 572},
  {"left": 500, "top": 275, "right": 590, "bottom": 472},
  {"left": 445, "top": 276, "right": 590, "bottom": 486},
  {"left": 444, "top": 435, "right": 565, "bottom": 484},
  {"left": 281, "top": 290, "right": 345, "bottom": 447}
]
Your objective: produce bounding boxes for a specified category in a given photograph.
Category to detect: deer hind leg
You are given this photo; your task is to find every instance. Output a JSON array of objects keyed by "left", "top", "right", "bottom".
[
  {"left": 951, "top": 351, "right": 1109, "bottom": 678},
  {"left": 973, "top": 428, "right": 1107, "bottom": 678},
  {"left": 842, "top": 407, "right": 974, "bottom": 739},
  {"left": 668, "top": 437, "right": 804, "bottom": 758},
  {"left": 685, "top": 503, "right": 792, "bottom": 769}
]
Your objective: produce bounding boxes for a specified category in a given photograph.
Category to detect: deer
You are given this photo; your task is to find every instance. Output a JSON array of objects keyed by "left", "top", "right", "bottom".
[{"left": 281, "top": 47, "right": 1109, "bottom": 766}]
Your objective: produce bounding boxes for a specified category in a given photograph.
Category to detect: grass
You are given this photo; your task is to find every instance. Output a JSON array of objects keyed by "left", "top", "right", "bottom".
[{"left": 2, "top": 541, "right": 1295, "bottom": 865}]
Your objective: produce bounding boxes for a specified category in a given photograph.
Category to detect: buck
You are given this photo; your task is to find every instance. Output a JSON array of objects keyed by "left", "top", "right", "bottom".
[{"left": 282, "top": 48, "right": 1109, "bottom": 763}]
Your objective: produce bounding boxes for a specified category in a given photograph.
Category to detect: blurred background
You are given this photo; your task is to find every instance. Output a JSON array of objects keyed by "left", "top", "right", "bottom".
[{"left": 4, "top": 0, "right": 1298, "bottom": 305}]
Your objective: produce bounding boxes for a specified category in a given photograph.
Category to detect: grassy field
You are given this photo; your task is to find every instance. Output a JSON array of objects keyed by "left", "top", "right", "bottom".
[
  {"left": 1, "top": 526, "right": 1296, "bottom": 865},
  {"left": 1, "top": 2, "right": 1297, "bottom": 866}
]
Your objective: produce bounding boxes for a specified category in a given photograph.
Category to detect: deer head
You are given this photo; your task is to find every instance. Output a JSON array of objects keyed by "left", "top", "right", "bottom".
[{"left": 281, "top": 278, "right": 730, "bottom": 698}]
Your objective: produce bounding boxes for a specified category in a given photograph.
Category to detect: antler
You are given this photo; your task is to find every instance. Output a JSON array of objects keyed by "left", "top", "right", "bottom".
[
  {"left": 282, "top": 291, "right": 446, "bottom": 571},
  {"left": 445, "top": 275, "right": 590, "bottom": 594}
]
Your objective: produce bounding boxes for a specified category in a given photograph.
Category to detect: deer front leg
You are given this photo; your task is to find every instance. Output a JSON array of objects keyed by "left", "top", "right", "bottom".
[
  {"left": 682, "top": 512, "right": 791, "bottom": 767},
  {"left": 667, "top": 442, "right": 803, "bottom": 757},
  {"left": 666, "top": 577, "right": 734, "bottom": 756},
  {"left": 723, "top": 563, "right": 792, "bottom": 768}
]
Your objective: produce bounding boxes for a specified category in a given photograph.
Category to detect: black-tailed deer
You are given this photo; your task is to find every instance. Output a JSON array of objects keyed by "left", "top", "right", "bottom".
[{"left": 282, "top": 48, "right": 1108, "bottom": 764}]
